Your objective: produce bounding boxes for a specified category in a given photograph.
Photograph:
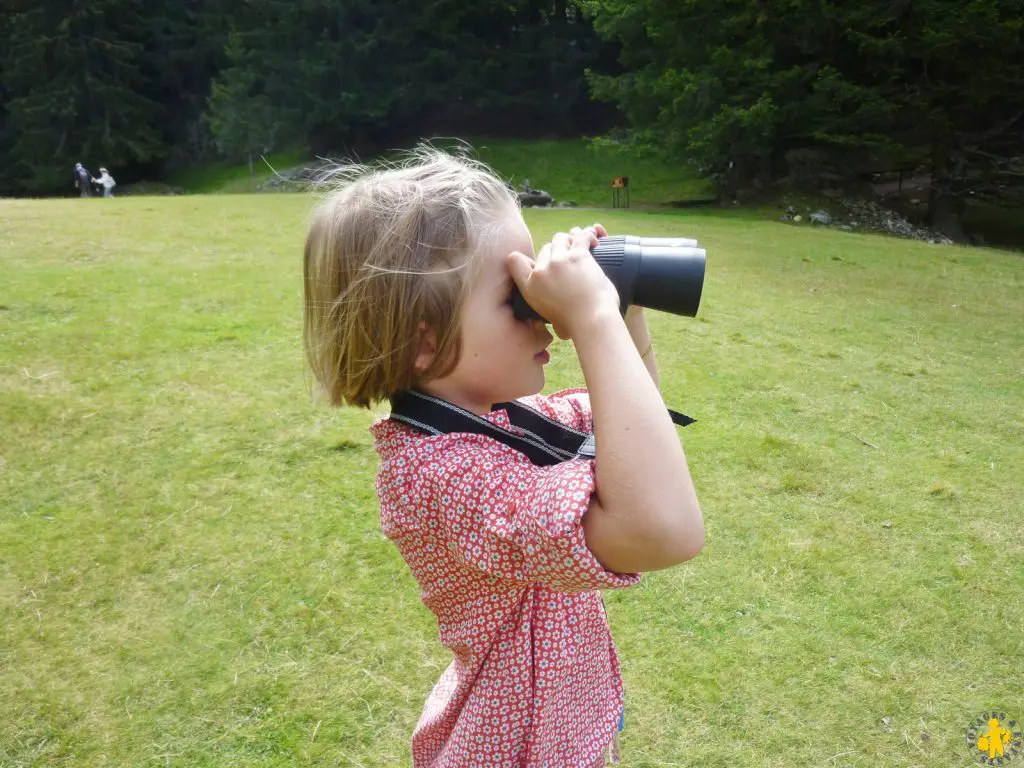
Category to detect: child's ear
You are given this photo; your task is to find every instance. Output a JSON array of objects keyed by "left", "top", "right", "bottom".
[{"left": 413, "top": 322, "right": 438, "bottom": 373}]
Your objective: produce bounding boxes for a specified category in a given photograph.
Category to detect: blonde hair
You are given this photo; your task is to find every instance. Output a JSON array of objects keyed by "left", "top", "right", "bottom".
[{"left": 303, "top": 147, "right": 520, "bottom": 408}]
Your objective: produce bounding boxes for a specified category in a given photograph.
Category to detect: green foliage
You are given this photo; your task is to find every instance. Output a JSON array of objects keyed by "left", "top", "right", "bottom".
[
  {"left": 205, "top": 31, "right": 289, "bottom": 168},
  {"left": 2, "top": 0, "right": 165, "bottom": 191},
  {"left": 839, "top": 0, "right": 1024, "bottom": 234},
  {"left": 0, "top": 0, "right": 620, "bottom": 194},
  {"left": 0, "top": 0, "right": 225, "bottom": 194},
  {"left": 583, "top": 0, "right": 902, "bottom": 180},
  {"left": 582, "top": 0, "right": 1024, "bottom": 235},
  {"left": 1, "top": 0, "right": 1020, "bottom": 234},
  {"left": 203, "top": 0, "right": 618, "bottom": 153}
]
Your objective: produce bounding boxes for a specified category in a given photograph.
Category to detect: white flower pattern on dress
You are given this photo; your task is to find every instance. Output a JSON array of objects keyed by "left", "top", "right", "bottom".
[{"left": 371, "top": 389, "right": 639, "bottom": 767}]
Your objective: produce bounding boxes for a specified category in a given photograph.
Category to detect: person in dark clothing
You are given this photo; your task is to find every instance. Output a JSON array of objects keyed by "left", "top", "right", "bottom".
[{"left": 74, "top": 163, "right": 93, "bottom": 197}]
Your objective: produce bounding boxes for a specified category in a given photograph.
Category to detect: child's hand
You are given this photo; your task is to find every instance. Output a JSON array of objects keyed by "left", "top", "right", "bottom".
[
  {"left": 567, "top": 222, "right": 608, "bottom": 248},
  {"left": 508, "top": 228, "right": 619, "bottom": 339}
]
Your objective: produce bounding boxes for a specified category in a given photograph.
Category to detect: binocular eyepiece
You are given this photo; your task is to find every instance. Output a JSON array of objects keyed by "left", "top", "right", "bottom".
[{"left": 510, "top": 235, "right": 707, "bottom": 322}]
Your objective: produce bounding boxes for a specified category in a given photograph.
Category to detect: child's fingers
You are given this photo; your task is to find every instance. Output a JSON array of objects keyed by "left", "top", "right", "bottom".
[
  {"left": 507, "top": 251, "right": 535, "bottom": 289},
  {"left": 570, "top": 225, "right": 601, "bottom": 249},
  {"left": 538, "top": 233, "right": 569, "bottom": 270},
  {"left": 570, "top": 234, "right": 595, "bottom": 260},
  {"left": 533, "top": 242, "right": 551, "bottom": 272}
]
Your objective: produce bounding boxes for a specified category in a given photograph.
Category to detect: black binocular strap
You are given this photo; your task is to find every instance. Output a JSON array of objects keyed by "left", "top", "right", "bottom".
[{"left": 388, "top": 390, "right": 694, "bottom": 468}]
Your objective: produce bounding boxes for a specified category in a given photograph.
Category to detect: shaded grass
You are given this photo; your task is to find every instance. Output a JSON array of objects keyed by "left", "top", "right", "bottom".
[
  {"left": 166, "top": 150, "right": 308, "bottom": 194},
  {"left": 466, "top": 138, "right": 715, "bottom": 207},
  {"left": 1, "top": 196, "right": 1022, "bottom": 767},
  {"left": 182, "top": 138, "right": 714, "bottom": 206}
]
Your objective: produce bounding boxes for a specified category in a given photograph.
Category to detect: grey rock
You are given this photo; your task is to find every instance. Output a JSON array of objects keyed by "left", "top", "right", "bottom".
[
  {"left": 837, "top": 198, "right": 953, "bottom": 244},
  {"left": 810, "top": 210, "right": 833, "bottom": 225},
  {"left": 519, "top": 190, "right": 553, "bottom": 207}
]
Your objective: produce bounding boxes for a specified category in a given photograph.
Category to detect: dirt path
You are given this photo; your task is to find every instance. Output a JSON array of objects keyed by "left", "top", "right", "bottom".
[{"left": 871, "top": 173, "right": 931, "bottom": 199}]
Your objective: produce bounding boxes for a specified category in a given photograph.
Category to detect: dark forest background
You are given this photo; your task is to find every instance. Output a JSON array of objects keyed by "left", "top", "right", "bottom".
[{"left": 2, "top": 0, "right": 1022, "bottom": 240}]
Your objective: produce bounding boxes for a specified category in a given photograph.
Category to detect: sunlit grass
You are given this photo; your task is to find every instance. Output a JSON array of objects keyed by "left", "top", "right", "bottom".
[{"left": 1, "top": 195, "right": 1021, "bottom": 767}]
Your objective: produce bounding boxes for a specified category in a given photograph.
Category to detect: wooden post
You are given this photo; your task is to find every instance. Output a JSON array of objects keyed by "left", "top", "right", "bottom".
[{"left": 611, "top": 176, "right": 629, "bottom": 208}]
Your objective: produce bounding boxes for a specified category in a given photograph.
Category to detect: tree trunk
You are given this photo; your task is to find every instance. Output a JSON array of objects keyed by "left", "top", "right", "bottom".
[
  {"left": 248, "top": 151, "right": 254, "bottom": 178},
  {"left": 927, "top": 128, "right": 966, "bottom": 241}
]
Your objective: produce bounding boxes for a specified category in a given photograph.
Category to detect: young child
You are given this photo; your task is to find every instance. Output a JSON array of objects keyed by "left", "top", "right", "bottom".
[
  {"left": 303, "top": 149, "right": 703, "bottom": 767},
  {"left": 92, "top": 167, "right": 117, "bottom": 198}
]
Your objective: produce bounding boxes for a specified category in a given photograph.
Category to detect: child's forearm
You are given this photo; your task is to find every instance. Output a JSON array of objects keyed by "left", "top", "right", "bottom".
[
  {"left": 625, "top": 307, "right": 658, "bottom": 388},
  {"left": 571, "top": 310, "right": 703, "bottom": 572}
]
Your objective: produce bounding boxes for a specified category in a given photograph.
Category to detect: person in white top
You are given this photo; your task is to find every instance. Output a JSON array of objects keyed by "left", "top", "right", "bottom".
[{"left": 92, "top": 167, "right": 117, "bottom": 198}]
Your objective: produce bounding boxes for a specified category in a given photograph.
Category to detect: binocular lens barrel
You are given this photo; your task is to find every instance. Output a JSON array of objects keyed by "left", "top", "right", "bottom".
[
  {"left": 511, "top": 234, "right": 706, "bottom": 322},
  {"left": 617, "top": 236, "right": 698, "bottom": 248}
]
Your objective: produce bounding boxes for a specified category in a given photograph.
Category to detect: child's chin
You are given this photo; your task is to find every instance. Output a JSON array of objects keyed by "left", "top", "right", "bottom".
[{"left": 528, "top": 371, "right": 546, "bottom": 395}]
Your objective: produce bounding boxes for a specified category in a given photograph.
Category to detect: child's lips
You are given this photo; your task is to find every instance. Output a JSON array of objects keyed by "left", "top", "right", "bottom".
[{"left": 535, "top": 349, "right": 550, "bottom": 364}]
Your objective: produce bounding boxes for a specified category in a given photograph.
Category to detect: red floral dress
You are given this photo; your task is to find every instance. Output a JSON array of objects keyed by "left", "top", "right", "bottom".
[{"left": 371, "top": 389, "right": 640, "bottom": 767}]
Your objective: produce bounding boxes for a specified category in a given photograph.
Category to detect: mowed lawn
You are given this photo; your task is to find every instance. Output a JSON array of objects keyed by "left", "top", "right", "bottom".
[{"left": 1, "top": 195, "right": 1021, "bottom": 768}]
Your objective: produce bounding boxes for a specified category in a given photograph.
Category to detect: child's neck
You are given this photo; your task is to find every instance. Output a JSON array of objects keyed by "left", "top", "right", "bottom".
[{"left": 418, "top": 380, "right": 496, "bottom": 416}]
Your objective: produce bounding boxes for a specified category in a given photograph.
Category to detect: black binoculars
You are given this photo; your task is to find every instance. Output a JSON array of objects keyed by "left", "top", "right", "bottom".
[{"left": 510, "top": 235, "right": 707, "bottom": 322}]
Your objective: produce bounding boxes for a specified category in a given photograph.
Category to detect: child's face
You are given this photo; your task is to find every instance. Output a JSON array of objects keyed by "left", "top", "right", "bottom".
[{"left": 421, "top": 208, "right": 552, "bottom": 414}]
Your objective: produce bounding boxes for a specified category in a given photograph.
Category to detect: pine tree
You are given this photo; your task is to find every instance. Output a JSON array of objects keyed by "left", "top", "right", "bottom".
[
  {"left": 582, "top": 0, "right": 1024, "bottom": 239},
  {"left": 205, "top": 29, "right": 287, "bottom": 173},
  {"left": 2, "top": 0, "right": 165, "bottom": 192}
]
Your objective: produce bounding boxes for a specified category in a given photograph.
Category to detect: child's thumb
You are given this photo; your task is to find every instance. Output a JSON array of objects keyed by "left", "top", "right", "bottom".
[{"left": 507, "top": 251, "right": 534, "bottom": 288}]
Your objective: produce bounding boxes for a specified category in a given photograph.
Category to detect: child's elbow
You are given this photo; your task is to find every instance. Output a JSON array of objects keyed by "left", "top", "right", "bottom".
[
  {"left": 653, "top": 503, "right": 704, "bottom": 567},
  {"left": 669, "top": 525, "right": 704, "bottom": 563},
  {"left": 588, "top": 496, "right": 704, "bottom": 573}
]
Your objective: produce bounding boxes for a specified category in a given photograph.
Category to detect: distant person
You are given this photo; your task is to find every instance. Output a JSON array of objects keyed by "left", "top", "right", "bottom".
[
  {"left": 74, "top": 163, "right": 92, "bottom": 197},
  {"left": 303, "top": 149, "right": 704, "bottom": 767},
  {"left": 92, "top": 167, "right": 117, "bottom": 198}
]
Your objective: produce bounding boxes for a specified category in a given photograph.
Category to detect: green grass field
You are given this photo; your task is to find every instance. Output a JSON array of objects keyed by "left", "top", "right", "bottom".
[{"left": 1, "top": 195, "right": 1022, "bottom": 767}]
